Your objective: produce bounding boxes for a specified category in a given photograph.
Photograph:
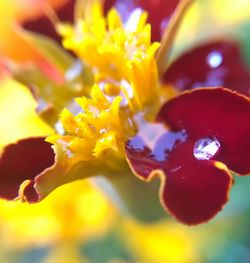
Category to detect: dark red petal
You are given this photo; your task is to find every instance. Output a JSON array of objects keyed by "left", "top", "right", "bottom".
[
  {"left": 125, "top": 131, "right": 233, "bottom": 225},
  {"left": 104, "top": 0, "right": 180, "bottom": 42},
  {"left": 126, "top": 135, "right": 162, "bottom": 179},
  {"left": 22, "top": 180, "right": 40, "bottom": 203},
  {"left": 163, "top": 41, "right": 250, "bottom": 96},
  {"left": 22, "top": 0, "right": 75, "bottom": 43},
  {"left": 0, "top": 137, "right": 55, "bottom": 200},
  {"left": 161, "top": 141, "right": 232, "bottom": 225},
  {"left": 158, "top": 88, "right": 250, "bottom": 174},
  {"left": 126, "top": 128, "right": 187, "bottom": 179}
]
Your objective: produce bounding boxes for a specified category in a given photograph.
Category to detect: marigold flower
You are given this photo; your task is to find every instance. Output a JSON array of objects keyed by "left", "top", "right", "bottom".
[{"left": 0, "top": 0, "right": 250, "bottom": 225}]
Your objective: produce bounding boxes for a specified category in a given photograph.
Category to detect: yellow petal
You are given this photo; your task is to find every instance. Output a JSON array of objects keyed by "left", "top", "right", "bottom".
[{"left": 0, "top": 77, "right": 52, "bottom": 148}]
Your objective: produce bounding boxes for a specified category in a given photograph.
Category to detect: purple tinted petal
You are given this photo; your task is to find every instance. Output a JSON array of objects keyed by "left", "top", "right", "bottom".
[{"left": 125, "top": 131, "right": 232, "bottom": 225}]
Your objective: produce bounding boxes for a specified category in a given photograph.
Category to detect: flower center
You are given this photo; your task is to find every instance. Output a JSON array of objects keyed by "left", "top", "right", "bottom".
[
  {"left": 103, "top": 83, "right": 121, "bottom": 96},
  {"left": 47, "top": 2, "right": 164, "bottom": 165},
  {"left": 193, "top": 136, "right": 220, "bottom": 160}
]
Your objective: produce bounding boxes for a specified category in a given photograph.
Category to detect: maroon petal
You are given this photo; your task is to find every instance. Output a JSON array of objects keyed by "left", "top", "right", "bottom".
[
  {"left": 21, "top": 180, "right": 40, "bottom": 203},
  {"left": 126, "top": 135, "right": 162, "bottom": 179},
  {"left": 0, "top": 137, "right": 55, "bottom": 201},
  {"left": 161, "top": 141, "right": 232, "bottom": 225},
  {"left": 22, "top": 0, "right": 75, "bottom": 43},
  {"left": 158, "top": 88, "right": 250, "bottom": 174},
  {"left": 125, "top": 131, "right": 232, "bottom": 225},
  {"left": 104, "top": 0, "right": 180, "bottom": 42},
  {"left": 163, "top": 41, "right": 250, "bottom": 96},
  {"left": 126, "top": 128, "right": 187, "bottom": 179}
]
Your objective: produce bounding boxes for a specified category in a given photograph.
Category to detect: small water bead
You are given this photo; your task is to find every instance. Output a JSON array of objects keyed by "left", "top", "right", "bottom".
[
  {"left": 103, "top": 83, "right": 121, "bottom": 96},
  {"left": 99, "top": 79, "right": 134, "bottom": 107},
  {"left": 207, "top": 51, "right": 223, "bottom": 68},
  {"left": 193, "top": 137, "right": 220, "bottom": 161}
]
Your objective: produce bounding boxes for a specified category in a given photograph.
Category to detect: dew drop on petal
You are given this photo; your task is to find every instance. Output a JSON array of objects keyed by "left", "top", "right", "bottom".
[
  {"left": 207, "top": 51, "right": 223, "bottom": 68},
  {"left": 193, "top": 137, "right": 220, "bottom": 160}
]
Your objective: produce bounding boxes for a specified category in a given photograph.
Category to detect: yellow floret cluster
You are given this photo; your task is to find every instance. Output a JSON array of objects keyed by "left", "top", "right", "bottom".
[{"left": 49, "top": 0, "right": 162, "bottom": 164}]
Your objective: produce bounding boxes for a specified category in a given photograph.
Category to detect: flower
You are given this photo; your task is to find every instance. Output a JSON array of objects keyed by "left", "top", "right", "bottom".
[
  {"left": 0, "top": 0, "right": 250, "bottom": 225},
  {"left": 126, "top": 87, "right": 250, "bottom": 225},
  {"left": 0, "top": 0, "right": 163, "bottom": 203}
]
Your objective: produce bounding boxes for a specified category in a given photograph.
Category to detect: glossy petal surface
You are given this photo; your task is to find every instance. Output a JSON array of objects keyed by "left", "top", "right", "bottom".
[
  {"left": 126, "top": 128, "right": 187, "bottom": 179},
  {"left": 161, "top": 141, "right": 232, "bottom": 225},
  {"left": 126, "top": 88, "right": 250, "bottom": 224},
  {"left": 104, "top": 0, "right": 180, "bottom": 41},
  {"left": 126, "top": 135, "right": 161, "bottom": 179},
  {"left": 163, "top": 41, "right": 250, "bottom": 96},
  {"left": 158, "top": 88, "right": 250, "bottom": 174},
  {"left": 0, "top": 77, "right": 53, "bottom": 146},
  {"left": 0, "top": 137, "right": 55, "bottom": 200},
  {"left": 126, "top": 130, "right": 232, "bottom": 225}
]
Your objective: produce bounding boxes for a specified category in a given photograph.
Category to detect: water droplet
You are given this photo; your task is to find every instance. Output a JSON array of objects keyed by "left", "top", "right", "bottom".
[
  {"left": 193, "top": 137, "right": 220, "bottom": 160},
  {"left": 207, "top": 51, "right": 223, "bottom": 68},
  {"left": 103, "top": 83, "right": 121, "bottom": 96}
]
